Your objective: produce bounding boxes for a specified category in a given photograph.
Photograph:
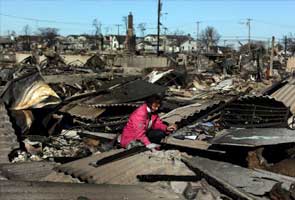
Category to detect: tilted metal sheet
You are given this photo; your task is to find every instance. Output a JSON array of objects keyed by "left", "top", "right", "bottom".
[
  {"left": 60, "top": 102, "right": 139, "bottom": 120},
  {"left": 83, "top": 80, "right": 166, "bottom": 105},
  {"left": 211, "top": 128, "right": 295, "bottom": 147},
  {"left": 161, "top": 102, "right": 202, "bottom": 124},
  {"left": 1, "top": 73, "right": 61, "bottom": 110},
  {"left": 61, "top": 104, "right": 106, "bottom": 120},
  {"left": 55, "top": 150, "right": 194, "bottom": 185},
  {"left": 0, "top": 101, "right": 18, "bottom": 164},
  {"left": 183, "top": 155, "right": 295, "bottom": 197},
  {"left": 272, "top": 83, "right": 295, "bottom": 113},
  {"left": 0, "top": 180, "right": 183, "bottom": 200},
  {"left": 161, "top": 100, "right": 223, "bottom": 125},
  {"left": 12, "top": 81, "right": 61, "bottom": 110}
]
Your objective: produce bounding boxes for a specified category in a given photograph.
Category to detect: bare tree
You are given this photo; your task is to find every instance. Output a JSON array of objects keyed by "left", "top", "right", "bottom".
[
  {"left": 200, "top": 26, "right": 221, "bottom": 51},
  {"left": 92, "top": 19, "right": 102, "bottom": 36},
  {"left": 23, "top": 24, "right": 31, "bottom": 36},
  {"left": 92, "top": 19, "right": 103, "bottom": 50},
  {"left": 122, "top": 16, "right": 127, "bottom": 34},
  {"left": 137, "top": 23, "right": 146, "bottom": 37},
  {"left": 104, "top": 27, "right": 110, "bottom": 35},
  {"left": 173, "top": 29, "right": 185, "bottom": 36},
  {"left": 37, "top": 27, "right": 59, "bottom": 47},
  {"left": 285, "top": 33, "right": 295, "bottom": 55}
]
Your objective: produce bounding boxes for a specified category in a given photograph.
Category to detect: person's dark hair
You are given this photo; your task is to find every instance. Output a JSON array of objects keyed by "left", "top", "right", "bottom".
[{"left": 146, "top": 94, "right": 163, "bottom": 108}]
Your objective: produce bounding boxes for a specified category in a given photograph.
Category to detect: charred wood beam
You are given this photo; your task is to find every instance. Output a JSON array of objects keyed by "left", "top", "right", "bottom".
[
  {"left": 137, "top": 174, "right": 200, "bottom": 182},
  {"left": 90, "top": 146, "right": 148, "bottom": 167}
]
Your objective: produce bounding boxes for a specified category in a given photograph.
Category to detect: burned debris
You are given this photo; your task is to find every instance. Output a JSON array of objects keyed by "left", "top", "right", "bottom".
[
  {"left": 0, "top": 10, "right": 295, "bottom": 200},
  {"left": 0, "top": 49, "right": 294, "bottom": 200}
]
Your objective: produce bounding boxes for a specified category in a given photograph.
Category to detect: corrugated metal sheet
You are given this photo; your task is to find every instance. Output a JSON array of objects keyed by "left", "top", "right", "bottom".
[
  {"left": 0, "top": 100, "right": 18, "bottom": 164},
  {"left": 161, "top": 103, "right": 202, "bottom": 124},
  {"left": 211, "top": 128, "right": 295, "bottom": 147},
  {"left": 0, "top": 180, "right": 183, "bottom": 200},
  {"left": 59, "top": 104, "right": 106, "bottom": 120},
  {"left": 0, "top": 161, "right": 56, "bottom": 181},
  {"left": 222, "top": 95, "right": 291, "bottom": 128},
  {"left": 239, "top": 95, "right": 287, "bottom": 104},
  {"left": 272, "top": 82, "right": 295, "bottom": 113},
  {"left": 88, "top": 102, "right": 140, "bottom": 108},
  {"left": 1, "top": 73, "right": 61, "bottom": 110},
  {"left": 161, "top": 100, "right": 225, "bottom": 125},
  {"left": 41, "top": 171, "right": 82, "bottom": 183},
  {"left": 55, "top": 150, "right": 194, "bottom": 185}
]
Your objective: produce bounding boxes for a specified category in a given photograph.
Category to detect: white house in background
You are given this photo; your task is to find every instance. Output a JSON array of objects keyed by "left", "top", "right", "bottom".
[
  {"left": 143, "top": 34, "right": 193, "bottom": 53},
  {"left": 109, "top": 35, "right": 126, "bottom": 50},
  {"left": 180, "top": 39, "right": 197, "bottom": 53},
  {"left": 144, "top": 34, "right": 158, "bottom": 43}
]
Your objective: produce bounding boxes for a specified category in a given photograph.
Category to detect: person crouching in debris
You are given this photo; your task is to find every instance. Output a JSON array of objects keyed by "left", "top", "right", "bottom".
[{"left": 120, "top": 95, "right": 177, "bottom": 150}]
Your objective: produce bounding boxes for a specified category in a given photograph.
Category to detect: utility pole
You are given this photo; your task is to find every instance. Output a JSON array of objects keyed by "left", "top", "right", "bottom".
[
  {"left": 270, "top": 36, "right": 275, "bottom": 77},
  {"left": 0, "top": 0, "right": 2, "bottom": 36},
  {"left": 284, "top": 36, "right": 288, "bottom": 56},
  {"left": 224, "top": 40, "right": 227, "bottom": 46},
  {"left": 284, "top": 36, "right": 288, "bottom": 66},
  {"left": 196, "top": 21, "right": 201, "bottom": 53},
  {"left": 246, "top": 18, "right": 252, "bottom": 54},
  {"left": 115, "top": 24, "right": 122, "bottom": 36},
  {"left": 157, "top": 0, "right": 161, "bottom": 56}
]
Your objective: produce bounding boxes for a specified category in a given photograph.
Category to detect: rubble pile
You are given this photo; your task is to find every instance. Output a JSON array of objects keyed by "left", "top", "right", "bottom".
[{"left": 0, "top": 47, "right": 295, "bottom": 200}]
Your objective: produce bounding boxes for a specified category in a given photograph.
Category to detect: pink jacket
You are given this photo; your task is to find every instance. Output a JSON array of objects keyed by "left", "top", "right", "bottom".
[{"left": 120, "top": 103, "right": 168, "bottom": 148}]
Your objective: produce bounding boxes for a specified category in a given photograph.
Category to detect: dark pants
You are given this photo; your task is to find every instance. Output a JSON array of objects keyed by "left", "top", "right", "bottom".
[{"left": 146, "top": 129, "right": 166, "bottom": 144}]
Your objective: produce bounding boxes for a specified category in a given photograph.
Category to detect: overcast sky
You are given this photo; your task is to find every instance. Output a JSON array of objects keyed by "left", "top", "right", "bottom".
[{"left": 1, "top": 0, "right": 295, "bottom": 42}]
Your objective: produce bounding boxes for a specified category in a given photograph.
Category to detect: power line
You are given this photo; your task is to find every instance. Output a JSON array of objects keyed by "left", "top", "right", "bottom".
[
  {"left": 254, "top": 19, "right": 295, "bottom": 29},
  {"left": 0, "top": 13, "right": 90, "bottom": 26}
]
